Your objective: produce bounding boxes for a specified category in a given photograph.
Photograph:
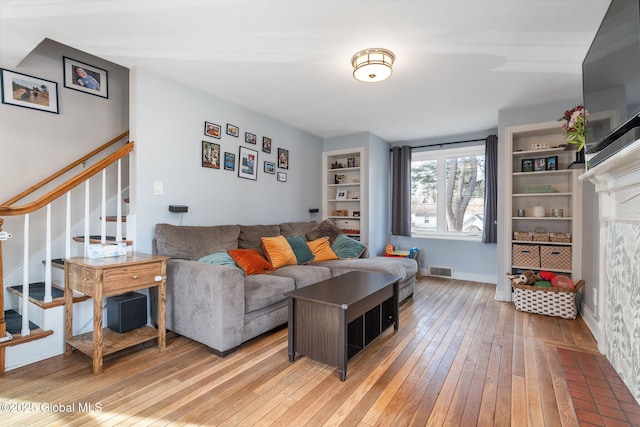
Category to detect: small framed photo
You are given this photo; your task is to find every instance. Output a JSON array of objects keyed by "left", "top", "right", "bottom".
[
  {"left": 353, "top": 211, "right": 361, "bottom": 217},
  {"left": 347, "top": 157, "right": 356, "bottom": 168},
  {"left": 264, "top": 161, "right": 275, "bottom": 174},
  {"left": 521, "top": 159, "right": 533, "bottom": 173},
  {"left": 262, "top": 136, "right": 272, "bottom": 153},
  {"left": 277, "top": 172, "right": 287, "bottom": 182},
  {"left": 226, "top": 124, "right": 239, "bottom": 138},
  {"left": 336, "top": 190, "right": 348, "bottom": 200},
  {"left": 63, "top": 57, "right": 108, "bottom": 98},
  {"left": 238, "top": 146, "right": 258, "bottom": 180},
  {"left": 546, "top": 156, "right": 558, "bottom": 171},
  {"left": 204, "top": 122, "right": 221, "bottom": 139},
  {"left": 245, "top": 132, "right": 256, "bottom": 144},
  {"left": 1, "top": 69, "right": 59, "bottom": 114},
  {"left": 278, "top": 147, "right": 289, "bottom": 169},
  {"left": 202, "top": 141, "right": 220, "bottom": 169},
  {"left": 224, "top": 152, "right": 235, "bottom": 171},
  {"left": 534, "top": 158, "right": 546, "bottom": 171}
]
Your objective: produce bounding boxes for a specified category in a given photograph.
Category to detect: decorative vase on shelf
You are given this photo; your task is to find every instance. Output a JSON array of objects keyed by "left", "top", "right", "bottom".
[{"left": 559, "top": 105, "right": 586, "bottom": 168}]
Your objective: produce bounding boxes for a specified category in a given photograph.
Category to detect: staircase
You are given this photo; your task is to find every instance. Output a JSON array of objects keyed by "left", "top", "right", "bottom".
[{"left": 0, "top": 131, "right": 133, "bottom": 373}]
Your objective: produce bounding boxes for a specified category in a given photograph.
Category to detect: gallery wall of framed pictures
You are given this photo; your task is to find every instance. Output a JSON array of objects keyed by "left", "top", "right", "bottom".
[
  {"left": 2, "top": 55, "right": 111, "bottom": 115},
  {"left": 200, "top": 120, "right": 290, "bottom": 183},
  {"left": 0, "top": 50, "right": 292, "bottom": 186}
]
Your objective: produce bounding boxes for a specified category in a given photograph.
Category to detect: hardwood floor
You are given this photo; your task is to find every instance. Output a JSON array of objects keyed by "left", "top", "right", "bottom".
[{"left": 1, "top": 277, "right": 601, "bottom": 426}]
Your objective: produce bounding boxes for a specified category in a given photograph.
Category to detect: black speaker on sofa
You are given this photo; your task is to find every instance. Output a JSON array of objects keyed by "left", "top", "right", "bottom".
[{"left": 107, "top": 292, "right": 147, "bottom": 333}]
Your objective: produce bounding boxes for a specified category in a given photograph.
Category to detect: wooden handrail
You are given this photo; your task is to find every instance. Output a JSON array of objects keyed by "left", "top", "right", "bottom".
[
  {"left": 2, "top": 131, "right": 129, "bottom": 207},
  {"left": 0, "top": 142, "right": 134, "bottom": 217}
]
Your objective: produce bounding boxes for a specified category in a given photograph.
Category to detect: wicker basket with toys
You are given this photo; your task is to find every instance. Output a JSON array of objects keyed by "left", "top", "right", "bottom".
[{"left": 507, "top": 270, "right": 584, "bottom": 319}]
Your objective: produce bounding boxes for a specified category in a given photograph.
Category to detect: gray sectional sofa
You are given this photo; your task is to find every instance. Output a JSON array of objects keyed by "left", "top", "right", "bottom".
[{"left": 153, "top": 221, "right": 417, "bottom": 356}]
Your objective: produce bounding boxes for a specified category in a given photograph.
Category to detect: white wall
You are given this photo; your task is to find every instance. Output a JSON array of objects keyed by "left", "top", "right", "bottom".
[
  {"left": 390, "top": 130, "right": 498, "bottom": 283},
  {"left": 130, "top": 67, "right": 323, "bottom": 254},
  {"left": 0, "top": 38, "right": 129, "bottom": 273},
  {"left": 367, "top": 133, "right": 391, "bottom": 255},
  {"left": 0, "top": 39, "right": 129, "bottom": 202}
]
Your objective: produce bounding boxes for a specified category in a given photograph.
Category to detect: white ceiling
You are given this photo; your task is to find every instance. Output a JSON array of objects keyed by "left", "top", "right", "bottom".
[{"left": 0, "top": 0, "right": 611, "bottom": 142}]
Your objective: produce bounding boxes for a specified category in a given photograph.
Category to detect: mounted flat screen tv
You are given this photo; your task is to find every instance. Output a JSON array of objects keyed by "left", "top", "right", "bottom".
[{"left": 583, "top": 0, "right": 640, "bottom": 167}]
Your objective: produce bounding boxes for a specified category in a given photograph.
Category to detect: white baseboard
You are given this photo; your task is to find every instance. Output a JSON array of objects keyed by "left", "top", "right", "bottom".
[
  {"left": 453, "top": 271, "right": 497, "bottom": 284},
  {"left": 580, "top": 304, "right": 605, "bottom": 353},
  {"left": 420, "top": 268, "right": 497, "bottom": 286}
]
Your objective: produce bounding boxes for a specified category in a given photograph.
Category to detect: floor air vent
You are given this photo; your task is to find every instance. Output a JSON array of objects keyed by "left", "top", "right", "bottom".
[{"left": 428, "top": 265, "right": 453, "bottom": 278}]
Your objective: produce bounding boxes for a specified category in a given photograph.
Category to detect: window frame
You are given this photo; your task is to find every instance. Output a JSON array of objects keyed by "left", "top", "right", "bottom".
[{"left": 411, "top": 144, "right": 485, "bottom": 241}]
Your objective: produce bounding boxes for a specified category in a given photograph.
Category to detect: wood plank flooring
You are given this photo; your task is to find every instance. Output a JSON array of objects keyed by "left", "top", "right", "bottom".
[{"left": 0, "top": 277, "right": 600, "bottom": 426}]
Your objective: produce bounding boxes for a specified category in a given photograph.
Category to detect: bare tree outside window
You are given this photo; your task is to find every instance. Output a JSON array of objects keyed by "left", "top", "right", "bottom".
[
  {"left": 446, "top": 156, "right": 484, "bottom": 231},
  {"left": 411, "top": 147, "right": 485, "bottom": 237}
]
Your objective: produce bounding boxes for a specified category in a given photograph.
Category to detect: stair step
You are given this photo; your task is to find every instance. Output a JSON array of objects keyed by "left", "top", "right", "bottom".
[
  {"left": 7, "top": 282, "right": 90, "bottom": 309},
  {"left": 51, "top": 258, "right": 65, "bottom": 269},
  {"left": 4, "top": 309, "right": 38, "bottom": 333},
  {"left": 0, "top": 310, "right": 53, "bottom": 349},
  {"left": 42, "top": 258, "right": 65, "bottom": 270},
  {"left": 102, "top": 216, "right": 126, "bottom": 222},
  {"left": 72, "top": 235, "right": 133, "bottom": 246}
]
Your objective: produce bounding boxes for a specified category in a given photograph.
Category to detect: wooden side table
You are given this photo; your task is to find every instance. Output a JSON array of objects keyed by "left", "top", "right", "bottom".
[{"left": 64, "top": 252, "right": 167, "bottom": 374}]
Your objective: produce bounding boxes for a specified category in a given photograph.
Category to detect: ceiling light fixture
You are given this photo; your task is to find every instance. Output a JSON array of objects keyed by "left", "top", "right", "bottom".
[{"left": 351, "top": 48, "right": 395, "bottom": 83}]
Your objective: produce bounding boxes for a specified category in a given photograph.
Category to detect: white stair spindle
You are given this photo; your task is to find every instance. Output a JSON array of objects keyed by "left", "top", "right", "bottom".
[
  {"left": 101, "top": 170, "right": 106, "bottom": 244},
  {"left": 84, "top": 180, "right": 90, "bottom": 255},
  {"left": 44, "top": 203, "right": 52, "bottom": 303},
  {"left": 65, "top": 191, "right": 71, "bottom": 259},
  {"left": 116, "top": 159, "right": 123, "bottom": 242},
  {"left": 22, "top": 214, "right": 30, "bottom": 336}
]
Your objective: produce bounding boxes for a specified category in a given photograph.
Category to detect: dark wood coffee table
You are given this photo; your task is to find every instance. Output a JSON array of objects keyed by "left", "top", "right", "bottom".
[{"left": 285, "top": 271, "right": 401, "bottom": 381}]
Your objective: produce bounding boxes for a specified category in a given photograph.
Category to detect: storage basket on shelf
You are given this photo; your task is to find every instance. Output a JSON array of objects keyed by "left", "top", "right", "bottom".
[
  {"left": 549, "top": 232, "right": 571, "bottom": 243},
  {"left": 511, "top": 280, "right": 584, "bottom": 319},
  {"left": 512, "top": 244, "right": 540, "bottom": 268},
  {"left": 532, "top": 227, "right": 550, "bottom": 242},
  {"left": 540, "top": 246, "right": 572, "bottom": 271},
  {"left": 513, "top": 231, "right": 533, "bottom": 241}
]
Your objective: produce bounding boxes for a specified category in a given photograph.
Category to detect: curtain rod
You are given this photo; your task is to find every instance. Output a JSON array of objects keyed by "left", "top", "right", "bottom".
[{"left": 390, "top": 137, "right": 487, "bottom": 152}]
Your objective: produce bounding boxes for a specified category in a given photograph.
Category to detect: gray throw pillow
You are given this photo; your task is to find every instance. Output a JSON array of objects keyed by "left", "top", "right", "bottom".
[{"left": 306, "top": 219, "right": 343, "bottom": 245}]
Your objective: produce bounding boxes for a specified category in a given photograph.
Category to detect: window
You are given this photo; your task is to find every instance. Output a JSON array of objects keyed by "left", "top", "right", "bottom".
[{"left": 411, "top": 145, "right": 485, "bottom": 239}]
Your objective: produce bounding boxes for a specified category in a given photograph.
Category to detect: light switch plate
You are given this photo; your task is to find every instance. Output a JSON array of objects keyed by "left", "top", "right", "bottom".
[{"left": 154, "top": 181, "right": 164, "bottom": 195}]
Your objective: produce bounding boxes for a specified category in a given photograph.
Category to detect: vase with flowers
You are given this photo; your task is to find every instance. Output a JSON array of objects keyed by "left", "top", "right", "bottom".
[{"left": 559, "top": 105, "right": 587, "bottom": 164}]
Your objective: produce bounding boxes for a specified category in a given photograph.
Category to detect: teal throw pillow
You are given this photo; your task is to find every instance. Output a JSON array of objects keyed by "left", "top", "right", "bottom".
[
  {"left": 331, "top": 234, "right": 367, "bottom": 259},
  {"left": 286, "top": 235, "right": 315, "bottom": 264},
  {"left": 198, "top": 251, "right": 239, "bottom": 269}
]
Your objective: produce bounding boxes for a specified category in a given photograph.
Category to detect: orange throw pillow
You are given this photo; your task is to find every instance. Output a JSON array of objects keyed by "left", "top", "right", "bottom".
[
  {"left": 261, "top": 235, "right": 297, "bottom": 269},
  {"left": 306, "top": 237, "right": 338, "bottom": 262},
  {"left": 227, "top": 249, "right": 274, "bottom": 275}
]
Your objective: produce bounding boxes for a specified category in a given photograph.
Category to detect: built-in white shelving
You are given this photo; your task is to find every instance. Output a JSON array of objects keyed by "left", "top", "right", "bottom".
[
  {"left": 503, "top": 120, "right": 583, "bottom": 286},
  {"left": 322, "top": 148, "right": 365, "bottom": 241}
]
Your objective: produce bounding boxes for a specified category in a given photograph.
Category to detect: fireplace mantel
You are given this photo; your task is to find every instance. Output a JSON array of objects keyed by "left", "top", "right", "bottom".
[
  {"left": 580, "top": 138, "right": 640, "bottom": 404},
  {"left": 582, "top": 139, "right": 640, "bottom": 222}
]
